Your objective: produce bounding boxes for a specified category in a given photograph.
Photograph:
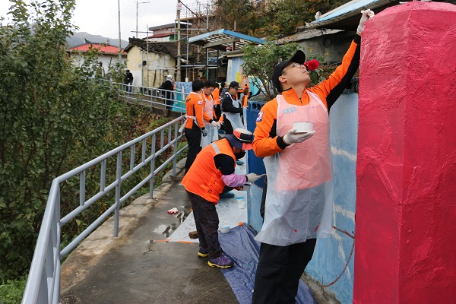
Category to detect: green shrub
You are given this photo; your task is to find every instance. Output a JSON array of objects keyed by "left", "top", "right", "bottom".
[{"left": 0, "top": 276, "right": 27, "bottom": 304}]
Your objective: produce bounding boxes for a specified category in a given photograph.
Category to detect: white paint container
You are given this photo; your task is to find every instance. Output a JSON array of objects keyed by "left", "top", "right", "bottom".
[{"left": 293, "top": 121, "right": 314, "bottom": 133}]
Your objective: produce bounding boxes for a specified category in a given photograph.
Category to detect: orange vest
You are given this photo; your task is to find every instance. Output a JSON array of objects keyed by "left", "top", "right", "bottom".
[
  {"left": 181, "top": 138, "right": 236, "bottom": 204},
  {"left": 212, "top": 88, "right": 220, "bottom": 105}
]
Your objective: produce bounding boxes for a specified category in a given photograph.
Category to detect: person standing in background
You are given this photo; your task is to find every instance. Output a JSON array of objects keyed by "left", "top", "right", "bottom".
[
  {"left": 220, "top": 82, "right": 229, "bottom": 98},
  {"left": 221, "top": 81, "right": 243, "bottom": 135},
  {"left": 183, "top": 79, "right": 206, "bottom": 173},
  {"left": 159, "top": 75, "right": 174, "bottom": 117},
  {"left": 124, "top": 69, "right": 133, "bottom": 93},
  {"left": 200, "top": 80, "right": 220, "bottom": 148},
  {"left": 212, "top": 83, "right": 221, "bottom": 120}
]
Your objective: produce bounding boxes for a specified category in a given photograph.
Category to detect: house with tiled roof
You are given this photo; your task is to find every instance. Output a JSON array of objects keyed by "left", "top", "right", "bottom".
[{"left": 68, "top": 40, "right": 127, "bottom": 79}]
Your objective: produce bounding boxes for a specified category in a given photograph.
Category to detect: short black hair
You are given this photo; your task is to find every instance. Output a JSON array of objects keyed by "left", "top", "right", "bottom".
[
  {"left": 203, "top": 80, "right": 216, "bottom": 88},
  {"left": 229, "top": 81, "right": 239, "bottom": 89},
  {"left": 192, "top": 79, "right": 204, "bottom": 92}
]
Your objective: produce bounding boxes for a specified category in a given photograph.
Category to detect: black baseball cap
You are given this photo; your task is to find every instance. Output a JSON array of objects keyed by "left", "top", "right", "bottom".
[
  {"left": 271, "top": 50, "right": 306, "bottom": 93},
  {"left": 229, "top": 81, "right": 240, "bottom": 89}
]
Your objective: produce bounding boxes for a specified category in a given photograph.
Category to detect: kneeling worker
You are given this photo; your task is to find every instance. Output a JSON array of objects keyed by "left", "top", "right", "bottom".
[{"left": 181, "top": 128, "right": 263, "bottom": 268}]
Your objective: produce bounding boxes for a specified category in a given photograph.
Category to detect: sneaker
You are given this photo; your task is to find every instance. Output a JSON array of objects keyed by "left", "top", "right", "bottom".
[
  {"left": 208, "top": 254, "right": 234, "bottom": 268},
  {"left": 198, "top": 247, "right": 209, "bottom": 258}
]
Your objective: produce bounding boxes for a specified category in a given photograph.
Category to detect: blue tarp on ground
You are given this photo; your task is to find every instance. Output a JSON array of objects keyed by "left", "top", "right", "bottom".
[{"left": 219, "top": 224, "right": 316, "bottom": 304}]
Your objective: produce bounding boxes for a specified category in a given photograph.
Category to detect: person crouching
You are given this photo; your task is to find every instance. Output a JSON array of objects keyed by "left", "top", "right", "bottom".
[{"left": 181, "top": 128, "right": 262, "bottom": 268}]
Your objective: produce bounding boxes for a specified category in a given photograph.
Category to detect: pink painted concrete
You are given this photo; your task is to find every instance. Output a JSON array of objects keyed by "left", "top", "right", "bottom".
[{"left": 354, "top": 2, "right": 456, "bottom": 303}]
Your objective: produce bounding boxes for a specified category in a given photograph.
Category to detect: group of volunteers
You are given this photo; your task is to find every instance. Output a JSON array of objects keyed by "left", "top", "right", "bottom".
[{"left": 180, "top": 9, "right": 373, "bottom": 304}]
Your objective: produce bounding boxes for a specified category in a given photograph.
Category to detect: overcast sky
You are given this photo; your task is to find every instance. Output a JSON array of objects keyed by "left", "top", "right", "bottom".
[{"left": 0, "top": 0, "right": 209, "bottom": 41}]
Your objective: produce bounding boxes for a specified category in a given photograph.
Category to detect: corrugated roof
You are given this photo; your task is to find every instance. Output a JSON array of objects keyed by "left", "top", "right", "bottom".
[
  {"left": 188, "top": 29, "right": 264, "bottom": 51},
  {"left": 125, "top": 38, "right": 179, "bottom": 57},
  {"left": 309, "top": 0, "right": 456, "bottom": 30}
]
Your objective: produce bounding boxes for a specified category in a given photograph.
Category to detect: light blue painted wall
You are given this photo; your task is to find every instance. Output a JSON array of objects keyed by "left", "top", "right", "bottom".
[{"left": 246, "top": 92, "right": 359, "bottom": 304}]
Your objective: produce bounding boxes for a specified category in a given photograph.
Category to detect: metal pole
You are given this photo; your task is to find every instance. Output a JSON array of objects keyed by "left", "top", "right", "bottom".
[
  {"left": 136, "top": 1, "right": 139, "bottom": 37},
  {"left": 176, "top": 1, "right": 182, "bottom": 82},
  {"left": 136, "top": 1, "right": 150, "bottom": 38},
  {"left": 118, "top": 0, "right": 121, "bottom": 61}
]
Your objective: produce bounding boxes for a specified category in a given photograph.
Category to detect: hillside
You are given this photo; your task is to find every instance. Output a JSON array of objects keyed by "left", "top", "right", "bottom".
[{"left": 67, "top": 32, "right": 129, "bottom": 49}]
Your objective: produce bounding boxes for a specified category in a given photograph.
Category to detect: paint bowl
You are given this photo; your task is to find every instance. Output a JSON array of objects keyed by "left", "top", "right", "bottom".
[
  {"left": 293, "top": 121, "right": 314, "bottom": 133},
  {"left": 219, "top": 225, "right": 231, "bottom": 234}
]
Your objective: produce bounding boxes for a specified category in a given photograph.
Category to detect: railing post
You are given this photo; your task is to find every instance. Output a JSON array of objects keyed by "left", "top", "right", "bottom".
[
  {"left": 149, "top": 134, "right": 156, "bottom": 199},
  {"left": 172, "top": 122, "right": 178, "bottom": 176},
  {"left": 114, "top": 151, "right": 122, "bottom": 237},
  {"left": 55, "top": 185, "right": 61, "bottom": 304}
]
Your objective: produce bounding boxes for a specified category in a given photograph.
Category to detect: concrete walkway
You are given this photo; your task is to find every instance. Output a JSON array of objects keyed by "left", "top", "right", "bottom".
[{"left": 60, "top": 159, "right": 339, "bottom": 304}]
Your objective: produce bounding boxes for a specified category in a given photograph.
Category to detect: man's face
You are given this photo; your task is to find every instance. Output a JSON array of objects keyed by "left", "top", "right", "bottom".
[
  {"left": 203, "top": 87, "right": 214, "bottom": 95},
  {"left": 280, "top": 62, "right": 310, "bottom": 88},
  {"left": 229, "top": 87, "right": 238, "bottom": 96}
]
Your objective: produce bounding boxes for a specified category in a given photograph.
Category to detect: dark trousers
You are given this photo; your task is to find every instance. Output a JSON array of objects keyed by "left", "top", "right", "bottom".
[
  {"left": 186, "top": 191, "right": 222, "bottom": 259},
  {"left": 252, "top": 239, "right": 317, "bottom": 304},
  {"left": 184, "top": 124, "right": 202, "bottom": 173},
  {"left": 214, "top": 104, "right": 221, "bottom": 120}
]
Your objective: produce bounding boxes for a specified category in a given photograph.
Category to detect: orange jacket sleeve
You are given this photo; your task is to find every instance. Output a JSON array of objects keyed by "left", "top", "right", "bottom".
[{"left": 253, "top": 35, "right": 361, "bottom": 158}]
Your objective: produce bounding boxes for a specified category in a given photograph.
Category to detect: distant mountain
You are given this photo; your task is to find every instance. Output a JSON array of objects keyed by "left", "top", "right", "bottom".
[{"left": 66, "top": 32, "right": 129, "bottom": 49}]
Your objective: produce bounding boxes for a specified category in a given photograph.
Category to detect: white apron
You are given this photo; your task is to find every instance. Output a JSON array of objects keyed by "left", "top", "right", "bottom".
[
  {"left": 200, "top": 93, "right": 218, "bottom": 147},
  {"left": 178, "top": 92, "right": 203, "bottom": 133},
  {"left": 223, "top": 94, "right": 244, "bottom": 130},
  {"left": 255, "top": 91, "right": 334, "bottom": 246}
]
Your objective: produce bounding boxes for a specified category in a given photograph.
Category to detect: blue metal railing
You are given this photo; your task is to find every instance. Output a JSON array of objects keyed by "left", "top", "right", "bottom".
[
  {"left": 115, "top": 83, "right": 188, "bottom": 114},
  {"left": 21, "top": 116, "right": 188, "bottom": 304}
]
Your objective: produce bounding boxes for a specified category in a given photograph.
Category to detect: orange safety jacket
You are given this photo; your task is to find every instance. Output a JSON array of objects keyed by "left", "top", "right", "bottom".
[
  {"left": 212, "top": 88, "right": 220, "bottom": 105},
  {"left": 184, "top": 92, "right": 205, "bottom": 129},
  {"left": 181, "top": 138, "right": 236, "bottom": 204}
]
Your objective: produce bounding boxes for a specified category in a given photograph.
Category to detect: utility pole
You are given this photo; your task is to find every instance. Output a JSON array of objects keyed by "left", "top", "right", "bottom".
[
  {"left": 118, "top": 0, "right": 122, "bottom": 61},
  {"left": 136, "top": 1, "right": 150, "bottom": 38},
  {"left": 176, "top": 1, "right": 182, "bottom": 82}
]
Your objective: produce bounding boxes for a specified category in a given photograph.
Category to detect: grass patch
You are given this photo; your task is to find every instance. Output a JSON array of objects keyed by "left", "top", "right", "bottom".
[{"left": 0, "top": 276, "right": 27, "bottom": 304}]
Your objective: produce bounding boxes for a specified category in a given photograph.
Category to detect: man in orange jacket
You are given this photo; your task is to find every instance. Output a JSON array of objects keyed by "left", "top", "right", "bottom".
[
  {"left": 181, "top": 128, "right": 262, "bottom": 268},
  {"left": 251, "top": 9, "right": 374, "bottom": 304},
  {"left": 183, "top": 79, "right": 206, "bottom": 172}
]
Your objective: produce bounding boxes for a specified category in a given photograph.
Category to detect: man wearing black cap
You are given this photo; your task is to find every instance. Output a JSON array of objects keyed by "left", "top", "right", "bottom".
[
  {"left": 251, "top": 10, "right": 374, "bottom": 304},
  {"left": 221, "top": 81, "right": 244, "bottom": 135},
  {"left": 181, "top": 128, "right": 262, "bottom": 268}
]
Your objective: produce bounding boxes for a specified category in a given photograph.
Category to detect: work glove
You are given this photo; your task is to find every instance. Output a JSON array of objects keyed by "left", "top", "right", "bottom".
[
  {"left": 211, "top": 120, "right": 219, "bottom": 128},
  {"left": 202, "top": 128, "right": 208, "bottom": 137},
  {"left": 283, "top": 128, "right": 315, "bottom": 145},
  {"left": 246, "top": 173, "right": 262, "bottom": 183},
  {"left": 357, "top": 9, "right": 374, "bottom": 33}
]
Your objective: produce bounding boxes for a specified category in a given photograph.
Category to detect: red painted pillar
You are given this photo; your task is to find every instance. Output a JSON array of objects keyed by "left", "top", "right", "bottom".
[{"left": 354, "top": 2, "right": 456, "bottom": 303}]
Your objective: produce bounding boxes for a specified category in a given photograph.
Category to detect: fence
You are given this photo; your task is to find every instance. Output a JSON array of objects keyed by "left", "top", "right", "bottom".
[
  {"left": 115, "top": 83, "right": 188, "bottom": 114},
  {"left": 21, "top": 116, "right": 188, "bottom": 304}
]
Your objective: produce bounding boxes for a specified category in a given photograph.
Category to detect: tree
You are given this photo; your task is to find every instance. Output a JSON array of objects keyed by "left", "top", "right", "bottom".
[
  {"left": 0, "top": 0, "right": 138, "bottom": 279},
  {"left": 212, "top": 0, "right": 254, "bottom": 34},
  {"left": 241, "top": 41, "right": 299, "bottom": 101}
]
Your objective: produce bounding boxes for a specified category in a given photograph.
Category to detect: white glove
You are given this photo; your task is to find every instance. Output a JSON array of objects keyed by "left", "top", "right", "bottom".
[
  {"left": 283, "top": 128, "right": 315, "bottom": 145},
  {"left": 202, "top": 128, "right": 208, "bottom": 137},
  {"left": 246, "top": 173, "right": 262, "bottom": 183},
  {"left": 357, "top": 9, "right": 374, "bottom": 33},
  {"left": 211, "top": 120, "right": 219, "bottom": 128}
]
